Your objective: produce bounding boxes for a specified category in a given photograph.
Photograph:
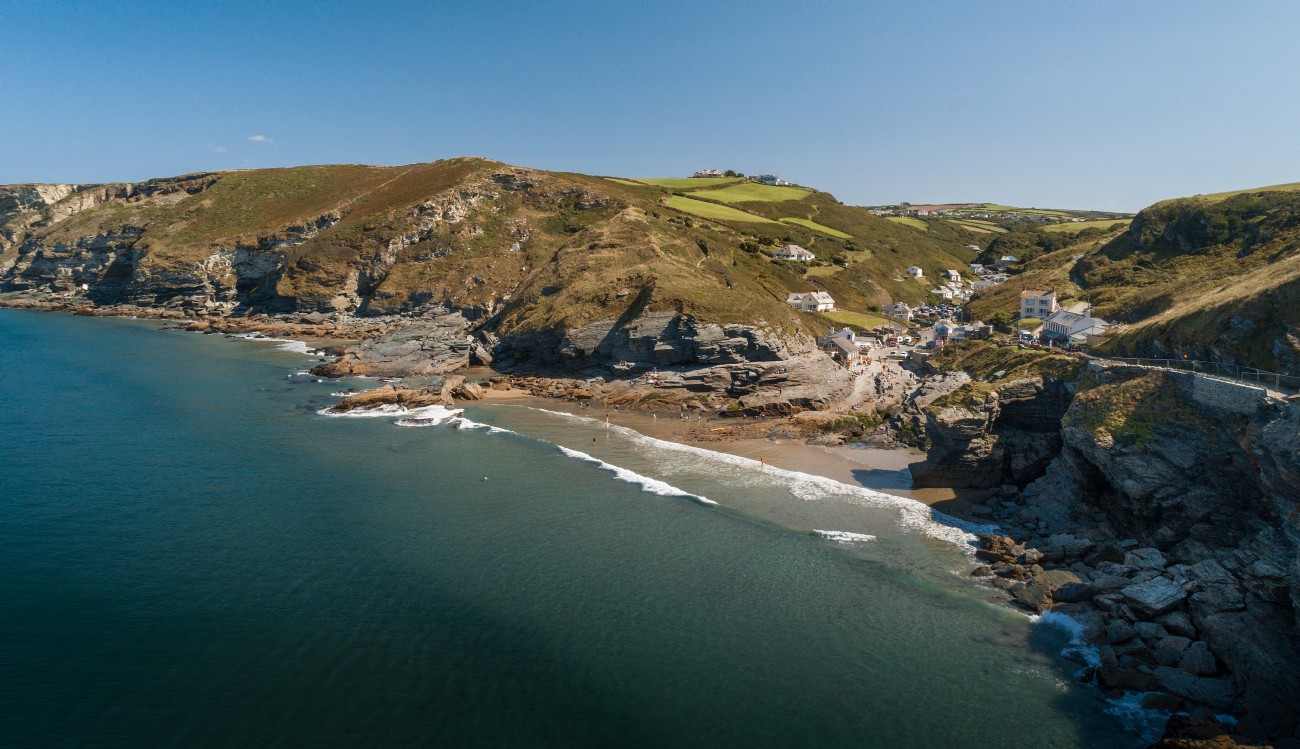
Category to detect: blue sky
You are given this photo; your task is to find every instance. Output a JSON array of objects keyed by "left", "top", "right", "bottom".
[{"left": 3, "top": 1, "right": 1298, "bottom": 211}]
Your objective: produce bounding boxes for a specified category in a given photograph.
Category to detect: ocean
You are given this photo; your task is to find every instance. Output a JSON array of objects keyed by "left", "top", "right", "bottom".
[{"left": 0, "top": 309, "right": 1144, "bottom": 748}]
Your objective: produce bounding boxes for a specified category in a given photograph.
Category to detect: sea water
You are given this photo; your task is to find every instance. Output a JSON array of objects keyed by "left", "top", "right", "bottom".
[{"left": 0, "top": 309, "right": 1142, "bottom": 748}]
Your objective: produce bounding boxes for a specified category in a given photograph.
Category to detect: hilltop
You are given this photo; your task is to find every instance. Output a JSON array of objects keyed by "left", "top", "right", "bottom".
[
  {"left": 966, "top": 182, "right": 1300, "bottom": 375},
  {"left": 863, "top": 201, "right": 1132, "bottom": 236},
  {"left": 0, "top": 158, "right": 981, "bottom": 373}
]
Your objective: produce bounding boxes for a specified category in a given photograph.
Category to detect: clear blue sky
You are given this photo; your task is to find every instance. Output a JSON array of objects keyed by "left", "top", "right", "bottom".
[{"left": 4, "top": 0, "right": 1298, "bottom": 211}]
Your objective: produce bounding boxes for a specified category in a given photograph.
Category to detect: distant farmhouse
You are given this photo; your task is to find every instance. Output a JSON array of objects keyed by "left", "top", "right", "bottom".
[
  {"left": 754, "top": 174, "right": 789, "bottom": 186},
  {"left": 786, "top": 291, "right": 835, "bottom": 312},
  {"left": 1019, "top": 290, "right": 1059, "bottom": 319},
  {"left": 692, "top": 169, "right": 725, "bottom": 178},
  {"left": 773, "top": 244, "right": 815, "bottom": 261}
]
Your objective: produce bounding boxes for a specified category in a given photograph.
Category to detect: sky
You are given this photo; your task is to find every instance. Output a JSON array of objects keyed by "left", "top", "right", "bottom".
[{"left": 3, "top": 0, "right": 1298, "bottom": 211}]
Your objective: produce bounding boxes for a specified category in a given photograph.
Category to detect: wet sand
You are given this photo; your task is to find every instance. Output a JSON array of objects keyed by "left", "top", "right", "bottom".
[{"left": 476, "top": 388, "right": 983, "bottom": 513}]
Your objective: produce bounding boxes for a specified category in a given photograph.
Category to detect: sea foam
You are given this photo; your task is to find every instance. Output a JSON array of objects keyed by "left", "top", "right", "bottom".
[
  {"left": 556, "top": 446, "right": 716, "bottom": 506},
  {"left": 530, "top": 407, "right": 994, "bottom": 550},
  {"left": 814, "top": 530, "right": 877, "bottom": 544},
  {"left": 229, "top": 332, "right": 318, "bottom": 356}
]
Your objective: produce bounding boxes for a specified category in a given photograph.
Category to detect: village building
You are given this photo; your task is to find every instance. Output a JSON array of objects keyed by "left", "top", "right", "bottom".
[
  {"left": 1042, "top": 309, "right": 1110, "bottom": 343},
  {"left": 971, "top": 279, "right": 996, "bottom": 292},
  {"left": 773, "top": 244, "right": 815, "bottom": 261},
  {"left": 1019, "top": 289, "right": 1059, "bottom": 319},
  {"left": 884, "top": 301, "right": 913, "bottom": 321},
  {"left": 754, "top": 174, "right": 789, "bottom": 186},
  {"left": 786, "top": 291, "right": 835, "bottom": 312},
  {"left": 930, "top": 286, "right": 955, "bottom": 301},
  {"left": 906, "top": 265, "right": 924, "bottom": 277},
  {"left": 943, "top": 269, "right": 962, "bottom": 283},
  {"left": 692, "top": 169, "right": 724, "bottom": 178},
  {"left": 996, "top": 255, "right": 1019, "bottom": 270},
  {"left": 970, "top": 263, "right": 987, "bottom": 274}
]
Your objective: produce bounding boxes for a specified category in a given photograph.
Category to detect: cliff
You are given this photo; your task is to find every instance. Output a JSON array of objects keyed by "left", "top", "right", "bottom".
[{"left": 914, "top": 342, "right": 1300, "bottom": 741}]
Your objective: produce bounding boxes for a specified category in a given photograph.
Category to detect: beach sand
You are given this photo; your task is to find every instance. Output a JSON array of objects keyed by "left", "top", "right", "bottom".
[{"left": 476, "top": 388, "right": 984, "bottom": 517}]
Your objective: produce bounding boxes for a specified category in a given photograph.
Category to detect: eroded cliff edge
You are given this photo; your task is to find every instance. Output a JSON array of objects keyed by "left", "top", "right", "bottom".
[{"left": 907, "top": 342, "right": 1300, "bottom": 741}]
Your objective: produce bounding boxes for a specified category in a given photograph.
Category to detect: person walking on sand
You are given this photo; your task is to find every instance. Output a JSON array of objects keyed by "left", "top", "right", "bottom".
[{"left": 760, "top": 454, "right": 765, "bottom": 471}]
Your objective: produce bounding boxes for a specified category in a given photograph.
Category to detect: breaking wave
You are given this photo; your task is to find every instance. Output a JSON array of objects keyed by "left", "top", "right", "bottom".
[
  {"left": 814, "top": 530, "right": 877, "bottom": 544},
  {"left": 556, "top": 446, "right": 716, "bottom": 506}
]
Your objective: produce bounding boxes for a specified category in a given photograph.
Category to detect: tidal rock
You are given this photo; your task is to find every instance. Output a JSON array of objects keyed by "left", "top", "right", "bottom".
[
  {"left": 1096, "top": 666, "right": 1158, "bottom": 692},
  {"left": 1178, "top": 641, "right": 1218, "bottom": 676},
  {"left": 1052, "top": 582, "right": 1094, "bottom": 603},
  {"left": 1154, "top": 635, "right": 1192, "bottom": 666},
  {"left": 1153, "top": 666, "right": 1238, "bottom": 709},
  {"left": 1106, "top": 619, "right": 1138, "bottom": 644},
  {"left": 1121, "top": 577, "right": 1189, "bottom": 616},
  {"left": 1008, "top": 569, "right": 1081, "bottom": 611},
  {"left": 1135, "top": 621, "right": 1169, "bottom": 641},
  {"left": 1158, "top": 610, "right": 1198, "bottom": 638},
  {"left": 1124, "top": 547, "right": 1168, "bottom": 571}
]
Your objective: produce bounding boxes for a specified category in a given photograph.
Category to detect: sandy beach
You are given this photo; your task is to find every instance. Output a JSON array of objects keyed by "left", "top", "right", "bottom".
[{"left": 474, "top": 387, "right": 984, "bottom": 518}]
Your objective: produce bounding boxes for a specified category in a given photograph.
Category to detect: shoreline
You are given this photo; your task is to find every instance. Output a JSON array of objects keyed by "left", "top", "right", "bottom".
[{"left": 471, "top": 388, "right": 985, "bottom": 516}]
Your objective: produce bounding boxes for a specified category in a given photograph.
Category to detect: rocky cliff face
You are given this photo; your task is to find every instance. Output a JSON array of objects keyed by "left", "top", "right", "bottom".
[{"left": 921, "top": 356, "right": 1300, "bottom": 738}]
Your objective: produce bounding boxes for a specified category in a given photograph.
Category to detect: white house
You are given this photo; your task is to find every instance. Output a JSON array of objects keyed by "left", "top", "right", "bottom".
[
  {"left": 884, "top": 301, "right": 913, "bottom": 321},
  {"left": 754, "top": 174, "right": 788, "bottom": 186},
  {"left": 1019, "top": 290, "right": 1058, "bottom": 319},
  {"left": 1042, "top": 309, "right": 1110, "bottom": 343},
  {"left": 786, "top": 291, "right": 835, "bottom": 312},
  {"left": 773, "top": 244, "right": 815, "bottom": 261},
  {"left": 930, "top": 286, "right": 955, "bottom": 301},
  {"left": 970, "top": 263, "right": 987, "bottom": 274},
  {"left": 971, "top": 280, "right": 996, "bottom": 292},
  {"left": 943, "top": 269, "right": 962, "bottom": 284},
  {"left": 996, "top": 255, "right": 1019, "bottom": 270},
  {"left": 692, "top": 169, "right": 724, "bottom": 178},
  {"left": 906, "top": 265, "right": 924, "bottom": 277}
]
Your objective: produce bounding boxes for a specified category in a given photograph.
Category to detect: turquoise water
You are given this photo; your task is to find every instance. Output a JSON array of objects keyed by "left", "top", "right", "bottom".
[{"left": 0, "top": 309, "right": 1140, "bottom": 748}]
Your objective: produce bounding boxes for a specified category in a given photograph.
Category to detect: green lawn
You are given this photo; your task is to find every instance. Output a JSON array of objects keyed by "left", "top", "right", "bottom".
[
  {"left": 823, "top": 309, "right": 891, "bottom": 330},
  {"left": 636, "top": 177, "right": 741, "bottom": 189},
  {"left": 685, "top": 182, "right": 812, "bottom": 203},
  {"left": 805, "top": 265, "right": 844, "bottom": 278},
  {"left": 1042, "top": 219, "right": 1132, "bottom": 233},
  {"left": 664, "top": 195, "right": 780, "bottom": 223},
  {"left": 779, "top": 217, "right": 851, "bottom": 238},
  {"left": 1018, "top": 317, "right": 1043, "bottom": 330},
  {"left": 887, "top": 216, "right": 928, "bottom": 231}
]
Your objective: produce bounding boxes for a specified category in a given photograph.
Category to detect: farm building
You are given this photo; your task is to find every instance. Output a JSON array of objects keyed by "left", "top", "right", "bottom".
[
  {"left": 773, "top": 244, "right": 815, "bottom": 261},
  {"left": 786, "top": 291, "right": 835, "bottom": 312}
]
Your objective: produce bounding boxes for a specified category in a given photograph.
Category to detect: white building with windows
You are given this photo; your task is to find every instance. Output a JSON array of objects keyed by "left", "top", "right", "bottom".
[
  {"left": 884, "top": 301, "right": 913, "bottom": 321},
  {"left": 773, "top": 244, "right": 815, "bottom": 261},
  {"left": 1019, "top": 290, "right": 1058, "bottom": 319},
  {"left": 906, "top": 265, "right": 924, "bottom": 277},
  {"left": 786, "top": 291, "right": 835, "bottom": 312}
]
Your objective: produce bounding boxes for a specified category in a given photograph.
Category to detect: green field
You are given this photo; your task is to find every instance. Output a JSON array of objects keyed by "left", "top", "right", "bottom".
[
  {"left": 779, "top": 217, "right": 851, "bottom": 238},
  {"left": 1181, "top": 181, "right": 1300, "bottom": 204},
  {"left": 664, "top": 195, "right": 780, "bottom": 223},
  {"left": 1042, "top": 219, "right": 1132, "bottom": 234},
  {"left": 804, "top": 265, "right": 844, "bottom": 278},
  {"left": 951, "top": 219, "right": 1007, "bottom": 234},
  {"left": 686, "top": 182, "right": 812, "bottom": 203},
  {"left": 635, "top": 177, "right": 741, "bottom": 189},
  {"left": 823, "top": 309, "right": 892, "bottom": 330},
  {"left": 887, "top": 216, "right": 928, "bottom": 231}
]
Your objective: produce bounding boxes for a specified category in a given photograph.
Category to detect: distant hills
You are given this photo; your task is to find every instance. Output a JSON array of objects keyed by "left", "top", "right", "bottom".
[{"left": 966, "top": 182, "right": 1300, "bottom": 375}]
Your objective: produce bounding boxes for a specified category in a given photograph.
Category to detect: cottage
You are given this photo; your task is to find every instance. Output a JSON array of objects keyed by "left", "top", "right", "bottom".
[
  {"left": 773, "top": 244, "right": 815, "bottom": 261},
  {"left": 943, "top": 269, "right": 962, "bottom": 284},
  {"left": 930, "top": 286, "right": 955, "bottom": 301},
  {"left": 1019, "top": 290, "right": 1058, "bottom": 319},
  {"left": 692, "top": 169, "right": 724, "bottom": 178},
  {"left": 884, "top": 301, "right": 913, "bottom": 321},
  {"left": 906, "top": 265, "right": 924, "bottom": 278},
  {"left": 970, "top": 263, "right": 987, "bottom": 274},
  {"left": 1042, "top": 309, "right": 1110, "bottom": 343},
  {"left": 754, "top": 174, "right": 788, "bottom": 186},
  {"left": 786, "top": 291, "right": 835, "bottom": 312},
  {"left": 996, "top": 255, "right": 1019, "bottom": 270}
]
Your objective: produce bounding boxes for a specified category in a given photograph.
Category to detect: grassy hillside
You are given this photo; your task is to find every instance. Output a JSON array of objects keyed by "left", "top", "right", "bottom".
[
  {"left": 967, "top": 184, "right": 1300, "bottom": 374},
  {"left": 2, "top": 159, "right": 981, "bottom": 340}
]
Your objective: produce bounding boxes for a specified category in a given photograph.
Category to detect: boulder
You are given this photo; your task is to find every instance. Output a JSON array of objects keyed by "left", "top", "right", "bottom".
[
  {"left": 1124, "top": 547, "right": 1169, "bottom": 571},
  {"left": 1153, "top": 666, "right": 1238, "bottom": 710},
  {"left": 1154, "top": 636, "right": 1192, "bottom": 666},
  {"left": 1178, "top": 641, "right": 1218, "bottom": 676},
  {"left": 1158, "top": 610, "right": 1198, "bottom": 638},
  {"left": 1135, "top": 621, "right": 1169, "bottom": 641},
  {"left": 1096, "top": 666, "right": 1158, "bottom": 692},
  {"left": 1008, "top": 569, "right": 1082, "bottom": 611},
  {"left": 1150, "top": 716, "right": 1255, "bottom": 749},
  {"left": 1121, "top": 577, "right": 1189, "bottom": 616},
  {"left": 1106, "top": 619, "right": 1138, "bottom": 644},
  {"left": 1052, "top": 582, "right": 1094, "bottom": 603},
  {"left": 452, "top": 382, "right": 485, "bottom": 400}
]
